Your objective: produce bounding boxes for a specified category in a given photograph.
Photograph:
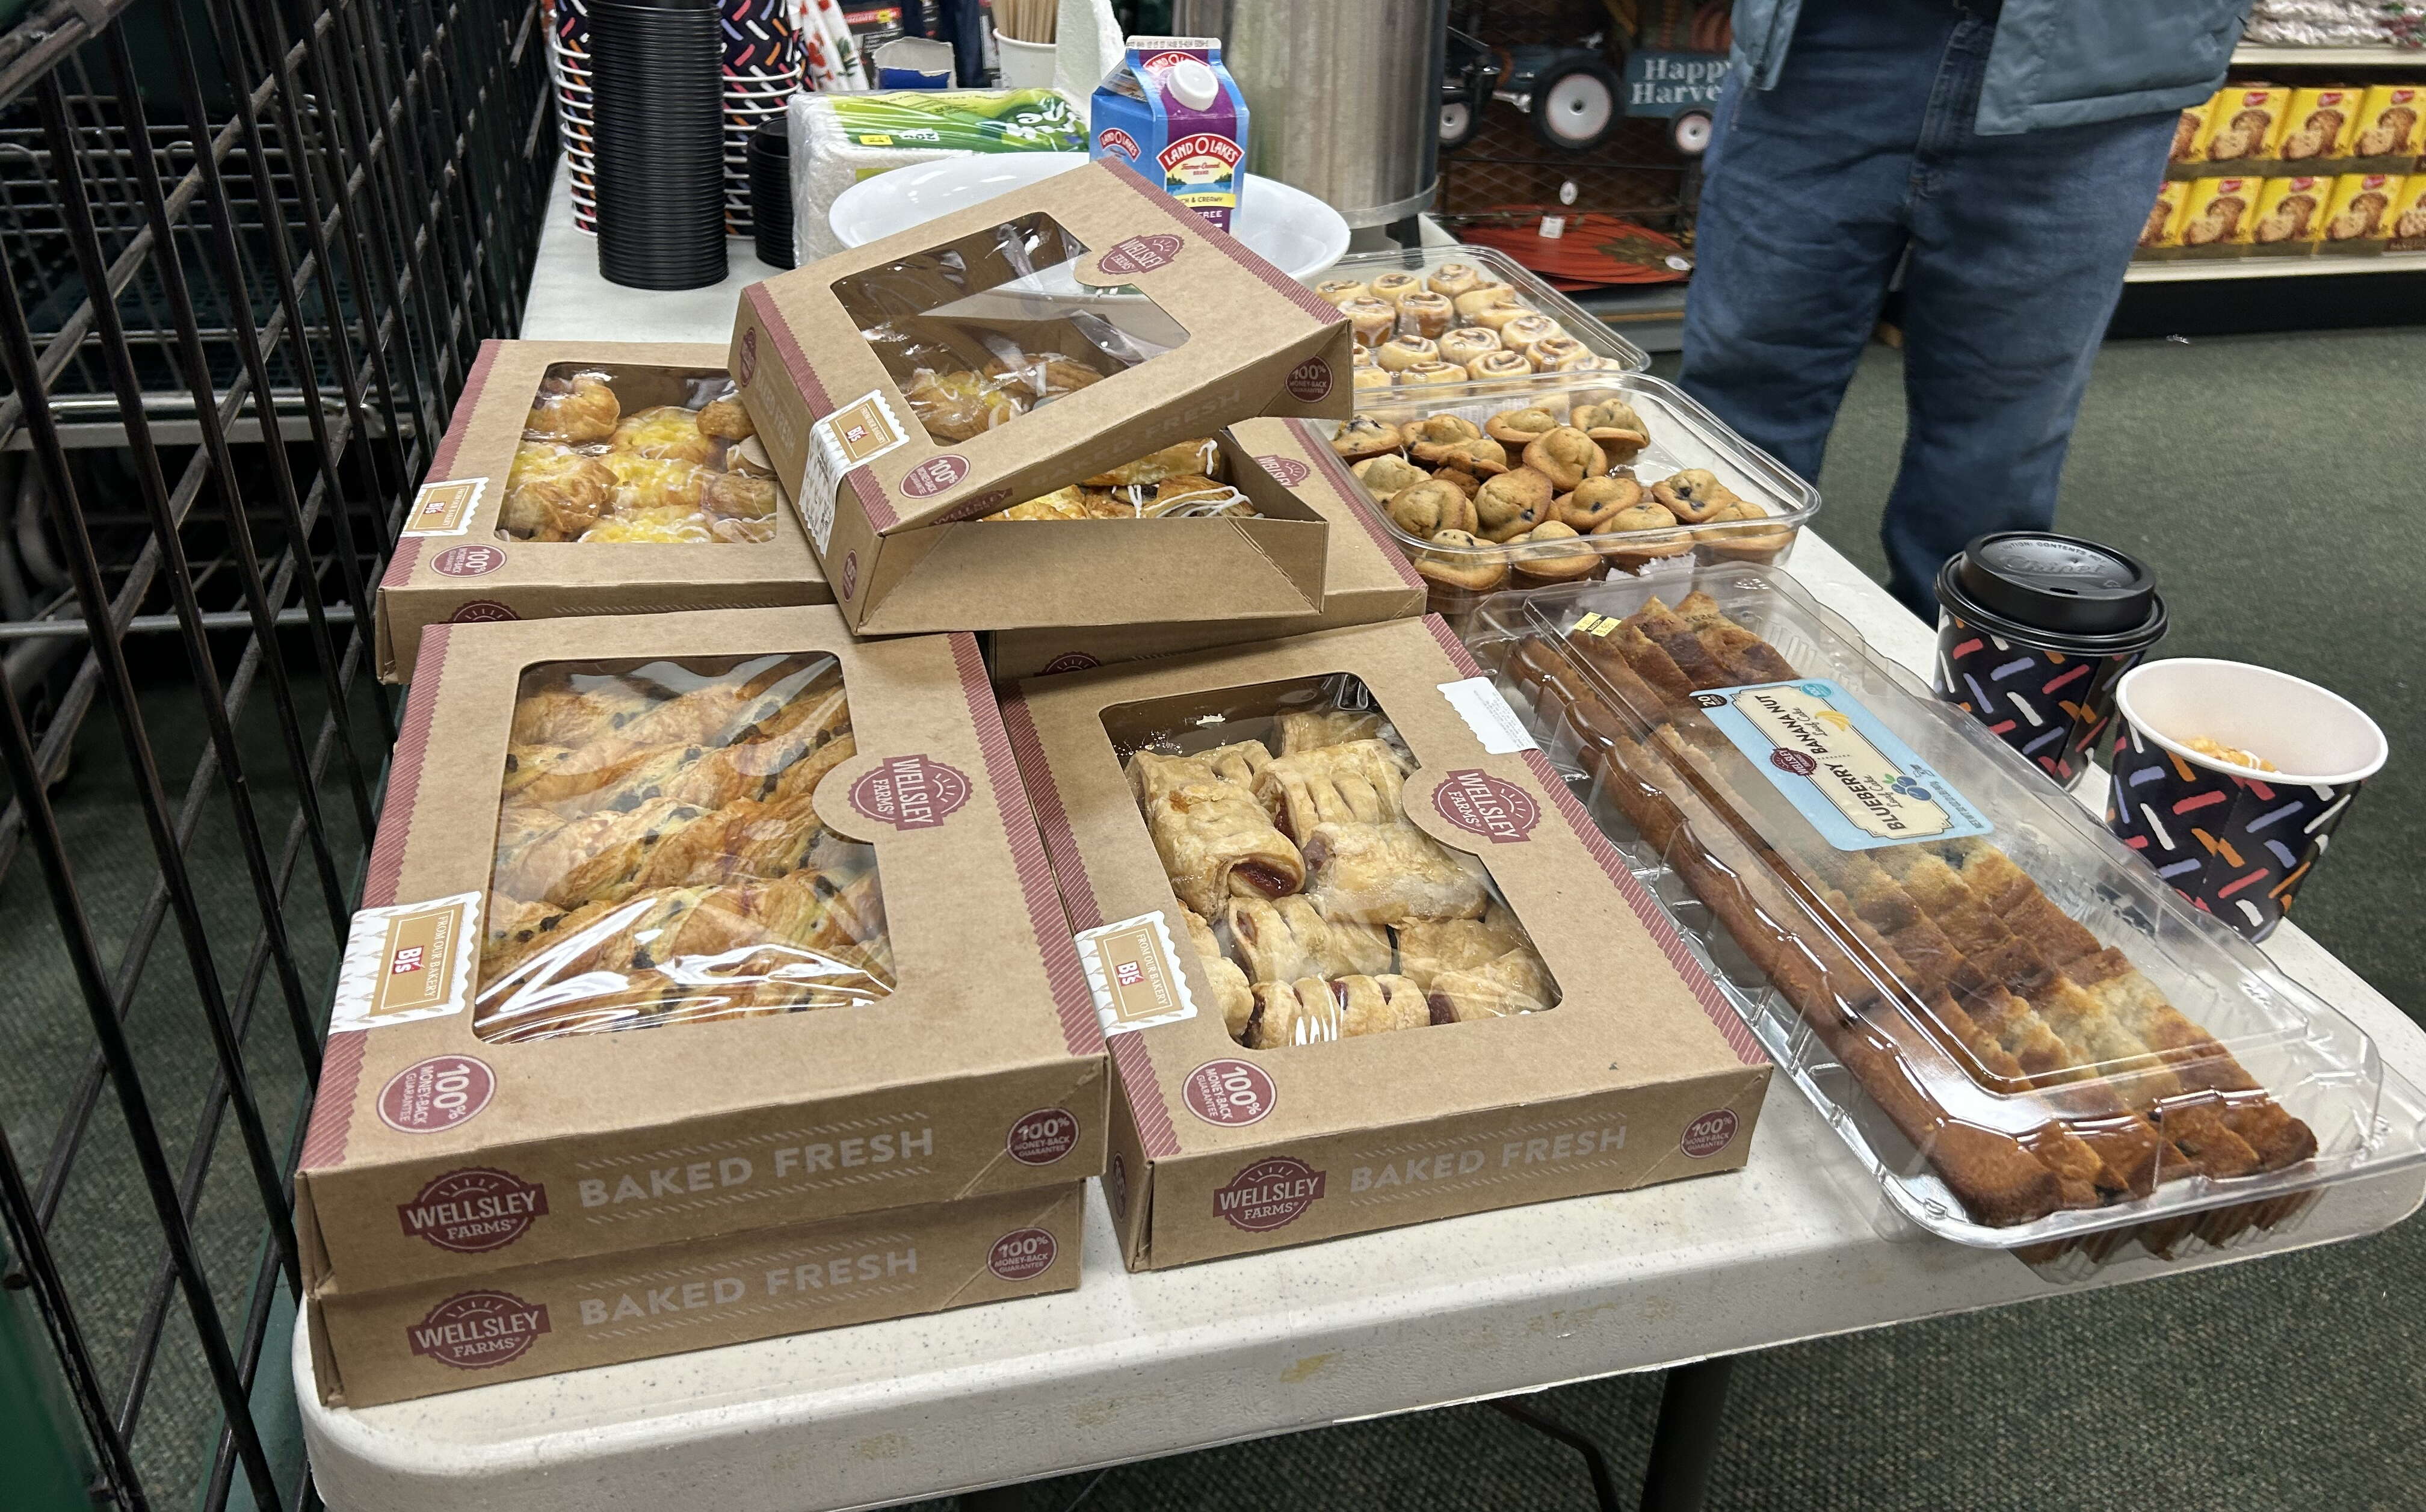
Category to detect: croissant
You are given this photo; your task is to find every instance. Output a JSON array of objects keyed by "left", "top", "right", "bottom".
[
  {"left": 631, "top": 794, "right": 832, "bottom": 892},
  {"left": 984, "top": 353, "right": 1105, "bottom": 402},
  {"left": 1243, "top": 974, "right": 1430, "bottom": 1048},
  {"left": 1426, "top": 949, "right": 1556, "bottom": 1022},
  {"left": 904, "top": 368, "right": 1021, "bottom": 442},
  {"left": 510, "top": 681, "right": 659, "bottom": 747},
  {"left": 500, "top": 444, "right": 619, "bottom": 541},
  {"left": 696, "top": 395, "right": 754, "bottom": 440},
  {"left": 526, "top": 372, "right": 619, "bottom": 443},
  {"left": 1274, "top": 709, "right": 1387, "bottom": 754},
  {"left": 1128, "top": 746, "right": 1305, "bottom": 915},
  {"left": 1395, "top": 904, "right": 1530, "bottom": 988},
  {"left": 601, "top": 451, "right": 709, "bottom": 515},
  {"left": 701, "top": 471, "right": 777, "bottom": 521},
  {"left": 611, "top": 406, "right": 717, "bottom": 465},
  {"left": 1252, "top": 738, "right": 1406, "bottom": 839}
]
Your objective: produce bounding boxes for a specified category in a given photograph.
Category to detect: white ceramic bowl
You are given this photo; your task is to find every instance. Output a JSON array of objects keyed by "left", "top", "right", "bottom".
[{"left": 827, "top": 151, "right": 1350, "bottom": 295}]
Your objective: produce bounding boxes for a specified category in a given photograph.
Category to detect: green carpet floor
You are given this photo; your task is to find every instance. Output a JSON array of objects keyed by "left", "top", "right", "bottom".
[
  {"left": 910, "top": 330, "right": 2426, "bottom": 1511},
  {"left": 0, "top": 332, "right": 2417, "bottom": 1509}
]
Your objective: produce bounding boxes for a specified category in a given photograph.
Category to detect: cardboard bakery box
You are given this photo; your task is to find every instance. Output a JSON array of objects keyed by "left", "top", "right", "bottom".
[
  {"left": 2321, "top": 172, "right": 2407, "bottom": 253},
  {"left": 727, "top": 156, "right": 1354, "bottom": 635},
  {"left": 296, "top": 605, "right": 1107, "bottom": 1297},
  {"left": 307, "top": 1182, "right": 1082, "bottom": 1406},
  {"left": 2249, "top": 175, "right": 2329, "bottom": 256},
  {"left": 2387, "top": 176, "right": 2426, "bottom": 253},
  {"left": 378, "top": 342, "right": 832, "bottom": 682},
  {"left": 986, "top": 417, "right": 1427, "bottom": 682},
  {"left": 1002, "top": 617, "right": 1770, "bottom": 1270}
]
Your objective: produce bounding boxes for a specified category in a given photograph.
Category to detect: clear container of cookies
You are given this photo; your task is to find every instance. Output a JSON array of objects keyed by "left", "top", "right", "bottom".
[
  {"left": 1456, "top": 563, "right": 2426, "bottom": 1276},
  {"left": 1318, "top": 370, "right": 1820, "bottom": 624},
  {"left": 477, "top": 653, "right": 892, "bottom": 1043}
]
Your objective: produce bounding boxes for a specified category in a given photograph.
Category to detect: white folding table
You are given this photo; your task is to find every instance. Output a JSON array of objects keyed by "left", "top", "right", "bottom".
[{"left": 296, "top": 175, "right": 2426, "bottom": 1512}]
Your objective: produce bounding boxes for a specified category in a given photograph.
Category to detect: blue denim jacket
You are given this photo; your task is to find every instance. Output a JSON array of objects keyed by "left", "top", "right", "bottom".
[{"left": 1730, "top": 0, "right": 2249, "bottom": 134}]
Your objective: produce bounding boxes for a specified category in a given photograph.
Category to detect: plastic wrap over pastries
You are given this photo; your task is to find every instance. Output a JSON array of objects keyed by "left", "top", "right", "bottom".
[
  {"left": 1116, "top": 679, "right": 1558, "bottom": 1049},
  {"left": 505, "top": 367, "right": 776, "bottom": 544},
  {"left": 476, "top": 654, "right": 889, "bottom": 1041},
  {"left": 978, "top": 436, "right": 1259, "bottom": 522}
]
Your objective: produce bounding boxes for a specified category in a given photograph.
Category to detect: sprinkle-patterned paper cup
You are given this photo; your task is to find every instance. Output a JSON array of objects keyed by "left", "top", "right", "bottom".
[
  {"left": 1936, "top": 533, "right": 2167, "bottom": 788},
  {"left": 2107, "top": 659, "right": 2387, "bottom": 942}
]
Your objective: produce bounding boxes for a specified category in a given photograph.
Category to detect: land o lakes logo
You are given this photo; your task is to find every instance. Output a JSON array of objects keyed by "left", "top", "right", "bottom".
[
  {"left": 1096, "top": 126, "right": 1141, "bottom": 161},
  {"left": 1431, "top": 769, "right": 1540, "bottom": 844},
  {"left": 848, "top": 754, "right": 972, "bottom": 831},
  {"left": 1097, "top": 233, "right": 1184, "bottom": 277},
  {"left": 397, "top": 1167, "right": 548, "bottom": 1253},
  {"left": 1214, "top": 1156, "right": 1326, "bottom": 1232},
  {"left": 407, "top": 1289, "right": 549, "bottom": 1370}
]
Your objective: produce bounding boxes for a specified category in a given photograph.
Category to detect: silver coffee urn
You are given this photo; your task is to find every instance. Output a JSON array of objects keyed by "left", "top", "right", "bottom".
[{"left": 1170, "top": 0, "right": 1449, "bottom": 231}]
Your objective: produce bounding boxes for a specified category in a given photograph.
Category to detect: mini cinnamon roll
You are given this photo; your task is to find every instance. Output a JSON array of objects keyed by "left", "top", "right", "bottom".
[
  {"left": 1499, "top": 313, "right": 1564, "bottom": 356},
  {"left": 1436, "top": 327, "right": 1501, "bottom": 368},
  {"left": 1314, "top": 279, "right": 1369, "bottom": 307},
  {"left": 1465, "top": 350, "right": 1535, "bottom": 382},
  {"left": 1397, "top": 359, "right": 1473, "bottom": 393},
  {"left": 1374, "top": 335, "right": 1440, "bottom": 373},
  {"left": 1340, "top": 296, "right": 1398, "bottom": 348},
  {"left": 1397, "top": 291, "right": 1455, "bottom": 339},
  {"left": 1367, "top": 270, "right": 1425, "bottom": 307},
  {"left": 1427, "top": 262, "right": 1484, "bottom": 298},
  {"left": 1525, "top": 335, "right": 1590, "bottom": 371},
  {"left": 1469, "top": 301, "right": 1532, "bottom": 334},
  {"left": 1453, "top": 284, "right": 1521, "bottom": 319}
]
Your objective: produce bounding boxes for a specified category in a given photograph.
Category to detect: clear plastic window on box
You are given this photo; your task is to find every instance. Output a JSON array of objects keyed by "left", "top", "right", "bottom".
[
  {"left": 829, "top": 210, "right": 1208, "bottom": 471},
  {"left": 507, "top": 363, "right": 778, "bottom": 544},
  {"left": 1102, "top": 673, "right": 1561, "bottom": 1049},
  {"left": 477, "top": 653, "right": 890, "bottom": 1042}
]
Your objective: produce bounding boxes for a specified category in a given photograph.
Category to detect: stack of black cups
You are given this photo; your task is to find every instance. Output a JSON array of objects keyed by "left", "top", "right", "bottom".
[
  {"left": 590, "top": 0, "right": 726, "bottom": 290},
  {"left": 749, "top": 117, "right": 794, "bottom": 269}
]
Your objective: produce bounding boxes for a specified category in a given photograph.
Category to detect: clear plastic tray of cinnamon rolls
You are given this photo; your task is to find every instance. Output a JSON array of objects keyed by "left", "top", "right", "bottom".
[
  {"left": 1103, "top": 676, "right": 1561, "bottom": 1051},
  {"left": 1319, "top": 369, "right": 1821, "bottom": 622},
  {"left": 477, "top": 653, "right": 891, "bottom": 1042},
  {"left": 1456, "top": 563, "right": 2426, "bottom": 1276},
  {"left": 510, "top": 365, "right": 780, "bottom": 544}
]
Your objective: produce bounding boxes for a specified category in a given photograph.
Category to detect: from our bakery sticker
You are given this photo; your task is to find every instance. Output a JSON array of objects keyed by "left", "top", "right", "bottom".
[
  {"left": 1214, "top": 1156, "right": 1325, "bottom": 1231},
  {"left": 331, "top": 892, "right": 481, "bottom": 1032},
  {"left": 848, "top": 754, "right": 972, "bottom": 831},
  {"left": 408, "top": 1289, "right": 550, "bottom": 1369},
  {"left": 987, "top": 1227, "right": 1058, "bottom": 1281}
]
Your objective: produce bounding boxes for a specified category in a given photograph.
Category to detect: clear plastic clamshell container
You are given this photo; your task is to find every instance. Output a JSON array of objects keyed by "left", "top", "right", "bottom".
[
  {"left": 1316, "top": 244, "right": 1652, "bottom": 380},
  {"left": 1313, "top": 370, "right": 1820, "bottom": 625},
  {"left": 1458, "top": 563, "right": 2426, "bottom": 1276}
]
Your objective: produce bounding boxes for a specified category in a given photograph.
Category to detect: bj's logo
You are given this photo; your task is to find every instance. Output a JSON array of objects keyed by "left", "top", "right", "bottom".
[
  {"left": 407, "top": 1290, "right": 550, "bottom": 1370},
  {"left": 1431, "top": 769, "right": 1540, "bottom": 845},
  {"left": 849, "top": 754, "right": 972, "bottom": 831},
  {"left": 397, "top": 1167, "right": 549, "bottom": 1254}
]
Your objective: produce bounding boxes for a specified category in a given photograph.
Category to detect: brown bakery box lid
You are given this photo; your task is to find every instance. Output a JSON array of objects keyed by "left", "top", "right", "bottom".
[
  {"left": 983, "top": 416, "right": 1427, "bottom": 682},
  {"left": 297, "top": 604, "right": 1105, "bottom": 1296},
  {"left": 376, "top": 341, "right": 832, "bottom": 682},
  {"left": 727, "top": 158, "right": 1353, "bottom": 635},
  {"left": 1002, "top": 616, "right": 1769, "bottom": 1269}
]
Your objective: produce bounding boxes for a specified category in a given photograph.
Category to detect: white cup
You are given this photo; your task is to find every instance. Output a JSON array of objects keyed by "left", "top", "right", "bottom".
[{"left": 993, "top": 29, "right": 1056, "bottom": 90}]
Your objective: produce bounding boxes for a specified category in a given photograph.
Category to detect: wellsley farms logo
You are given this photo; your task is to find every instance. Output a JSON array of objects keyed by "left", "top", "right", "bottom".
[
  {"left": 408, "top": 1289, "right": 550, "bottom": 1370},
  {"left": 1096, "top": 233, "right": 1184, "bottom": 277},
  {"left": 848, "top": 754, "right": 972, "bottom": 831},
  {"left": 397, "top": 1167, "right": 549, "bottom": 1253},
  {"left": 1214, "top": 1156, "right": 1326, "bottom": 1232},
  {"left": 1431, "top": 769, "right": 1540, "bottom": 845}
]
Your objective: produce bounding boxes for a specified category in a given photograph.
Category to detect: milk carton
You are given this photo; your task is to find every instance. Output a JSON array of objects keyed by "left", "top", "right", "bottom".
[{"left": 1088, "top": 35, "right": 1250, "bottom": 233}]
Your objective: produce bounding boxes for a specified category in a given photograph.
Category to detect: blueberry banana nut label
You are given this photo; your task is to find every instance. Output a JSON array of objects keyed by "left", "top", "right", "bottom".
[{"left": 1696, "top": 680, "right": 1991, "bottom": 851}]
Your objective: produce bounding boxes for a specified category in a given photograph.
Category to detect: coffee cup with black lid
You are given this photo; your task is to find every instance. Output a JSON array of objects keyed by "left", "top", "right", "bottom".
[{"left": 1933, "top": 531, "right": 2168, "bottom": 786}]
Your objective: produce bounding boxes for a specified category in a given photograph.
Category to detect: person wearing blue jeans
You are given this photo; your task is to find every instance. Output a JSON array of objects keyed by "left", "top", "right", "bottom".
[{"left": 1680, "top": 0, "right": 2249, "bottom": 616}]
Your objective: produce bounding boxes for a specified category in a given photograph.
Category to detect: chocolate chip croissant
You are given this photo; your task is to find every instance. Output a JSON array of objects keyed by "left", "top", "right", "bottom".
[{"left": 1127, "top": 744, "right": 1306, "bottom": 915}]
